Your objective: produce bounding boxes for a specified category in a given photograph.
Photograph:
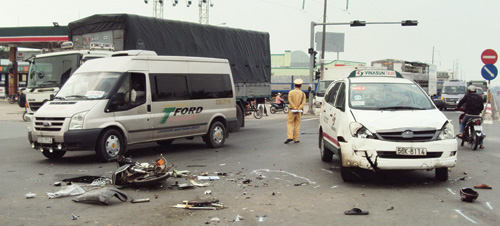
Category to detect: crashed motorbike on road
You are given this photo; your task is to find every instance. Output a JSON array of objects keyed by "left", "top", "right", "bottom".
[{"left": 112, "top": 155, "right": 172, "bottom": 187}]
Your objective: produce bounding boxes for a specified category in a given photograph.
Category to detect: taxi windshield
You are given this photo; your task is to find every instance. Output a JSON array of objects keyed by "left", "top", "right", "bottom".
[{"left": 349, "top": 82, "right": 434, "bottom": 110}]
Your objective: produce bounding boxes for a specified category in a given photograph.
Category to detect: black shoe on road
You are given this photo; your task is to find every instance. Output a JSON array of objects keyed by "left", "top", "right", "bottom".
[{"left": 284, "top": 139, "right": 293, "bottom": 144}]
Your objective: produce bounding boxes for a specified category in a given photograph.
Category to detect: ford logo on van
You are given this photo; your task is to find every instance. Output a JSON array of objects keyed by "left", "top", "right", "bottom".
[
  {"left": 43, "top": 121, "right": 51, "bottom": 127},
  {"left": 402, "top": 130, "right": 414, "bottom": 139}
]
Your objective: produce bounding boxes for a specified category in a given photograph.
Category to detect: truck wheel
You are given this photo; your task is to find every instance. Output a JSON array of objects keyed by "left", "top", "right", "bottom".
[
  {"left": 96, "top": 129, "right": 126, "bottom": 162},
  {"left": 204, "top": 121, "right": 226, "bottom": 148},
  {"left": 229, "top": 106, "right": 242, "bottom": 132},
  {"left": 319, "top": 132, "right": 333, "bottom": 162},
  {"left": 157, "top": 139, "right": 174, "bottom": 147},
  {"left": 435, "top": 167, "right": 448, "bottom": 181},
  {"left": 42, "top": 150, "right": 66, "bottom": 159}
]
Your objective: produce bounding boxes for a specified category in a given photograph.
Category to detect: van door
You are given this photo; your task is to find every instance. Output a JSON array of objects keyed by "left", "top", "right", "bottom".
[
  {"left": 149, "top": 73, "right": 195, "bottom": 140},
  {"left": 322, "top": 82, "right": 342, "bottom": 151},
  {"left": 111, "top": 72, "right": 153, "bottom": 144}
]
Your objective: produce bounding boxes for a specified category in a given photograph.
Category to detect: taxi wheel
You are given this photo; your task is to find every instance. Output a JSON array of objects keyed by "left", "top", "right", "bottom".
[
  {"left": 204, "top": 121, "right": 226, "bottom": 148},
  {"left": 42, "top": 149, "right": 66, "bottom": 159},
  {"left": 338, "top": 150, "right": 359, "bottom": 182},
  {"left": 435, "top": 167, "right": 448, "bottom": 181},
  {"left": 96, "top": 129, "right": 126, "bottom": 162},
  {"left": 319, "top": 132, "right": 333, "bottom": 162}
]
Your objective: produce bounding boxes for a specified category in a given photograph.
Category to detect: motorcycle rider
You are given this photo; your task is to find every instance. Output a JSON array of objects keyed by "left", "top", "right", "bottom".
[
  {"left": 456, "top": 85, "right": 485, "bottom": 149},
  {"left": 275, "top": 92, "right": 285, "bottom": 109}
]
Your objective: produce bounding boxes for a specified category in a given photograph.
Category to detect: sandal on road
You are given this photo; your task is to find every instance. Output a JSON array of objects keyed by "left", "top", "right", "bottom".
[
  {"left": 474, "top": 184, "right": 492, "bottom": 189},
  {"left": 344, "top": 208, "right": 369, "bottom": 215}
]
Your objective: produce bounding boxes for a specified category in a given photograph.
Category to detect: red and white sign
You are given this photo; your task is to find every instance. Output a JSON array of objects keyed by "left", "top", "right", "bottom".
[{"left": 481, "top": 49, "right": 498, "bottom": 65}]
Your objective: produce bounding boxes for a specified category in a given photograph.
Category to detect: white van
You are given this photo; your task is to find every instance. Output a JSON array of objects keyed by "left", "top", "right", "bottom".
[
  {"left": 440, "top": 80, "right": 467, "bottom": 110},
  {"left": 319, "top": 69, "right": 457, "bottom": 182},
  {"left": 29, "top": 51, "right": 237, "bottom": 161}
]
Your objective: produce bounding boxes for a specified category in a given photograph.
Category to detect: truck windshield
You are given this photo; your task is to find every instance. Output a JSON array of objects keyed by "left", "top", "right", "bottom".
[
  {"left": 349, "top": 83, "right": 434, "bottom": 110},
  {"left": 442, "top": 85, "right": 466, "bottom": 95},
  {"left": 316, "top": 80, "right": 333, "bottom": 97},
  {"left": 56, "top": 72, "right": 121, "bottom": 100},
  {"left": 28, "top": 54, "right": 80, "bottom": 89}
]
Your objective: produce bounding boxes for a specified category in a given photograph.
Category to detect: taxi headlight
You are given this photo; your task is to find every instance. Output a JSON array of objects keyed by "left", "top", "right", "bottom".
[
  {"left": 350, "top": 122, "right": 375, "bottom": 139},
  {"left": 69, "top": 111, "right": 88, "bottom": 130},
  {"left": 438, "top": 121, "right": 455, "bottom": 140}
]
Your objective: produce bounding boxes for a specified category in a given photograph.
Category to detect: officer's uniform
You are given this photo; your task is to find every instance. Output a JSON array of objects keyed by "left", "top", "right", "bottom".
[{"left": 286, "top": 79, "right": 306, "bottom": 143}]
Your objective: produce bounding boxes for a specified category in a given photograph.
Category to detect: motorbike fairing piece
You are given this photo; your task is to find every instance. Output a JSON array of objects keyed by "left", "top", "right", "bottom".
[{"left": 112, "top": 155, "right": 172, "bottom": 187}]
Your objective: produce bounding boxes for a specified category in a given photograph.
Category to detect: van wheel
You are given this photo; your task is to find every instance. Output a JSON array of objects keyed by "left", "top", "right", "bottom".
[
  {"left": 319, "top": 132, "right": 333, "bottom": 162},
  {"left": 204, "top": 121, "right": 226, "bottom": 148},
  {"left": 96, "top": 129, "right": 126, "bottom": 162},
  {"left": 157, "top": 139, "right": 174, "bottom": 146},
  {"left": 435, "top": 167, "right": 448, "bottom": 181},
  {"left": 229, "top": 106, "right": 242, "bottom": 132},
  {"left": 42, "top": 150, "right": 66, "bottom": 159}
]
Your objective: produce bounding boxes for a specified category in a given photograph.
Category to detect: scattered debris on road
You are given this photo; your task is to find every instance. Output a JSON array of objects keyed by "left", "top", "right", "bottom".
[
  {"left": 47, "top": 184, "right": 85, "bottom": 199},
  {"left": 73, "top": 187, "right": 128, "bottom": 205}
]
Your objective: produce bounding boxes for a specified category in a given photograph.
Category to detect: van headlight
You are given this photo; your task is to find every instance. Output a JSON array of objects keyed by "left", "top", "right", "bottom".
[
  {"left": 350, "top": 122, "right": 375, "bottom": 139},
  {"left": 438, "top": 121, "right": 455, "bottom": 140},
  {"left": 69, "top": 111, "right": 88, "bottom": 130}
]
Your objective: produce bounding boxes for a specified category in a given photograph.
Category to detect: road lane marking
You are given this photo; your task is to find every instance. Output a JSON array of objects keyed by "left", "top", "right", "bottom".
[
  {"left": 252, "top": 169, "right": 316, "bottom": 185},
  {"left": 447, "top": 188, "right": 456, "bottom": 195},
  {"left": 302, "top": 118, "right": 318, "bottom": 122},
  {"left": 486, "top": 202, "right": 493, "bottom": 210},
  {"left": 454, "top": 209, "right": 478, "bottom": 224}
]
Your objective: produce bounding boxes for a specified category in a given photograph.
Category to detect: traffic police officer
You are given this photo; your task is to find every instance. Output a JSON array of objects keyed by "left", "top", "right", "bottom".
[{"left": 284, "top": 79, "right": 306, "bottom": 144}]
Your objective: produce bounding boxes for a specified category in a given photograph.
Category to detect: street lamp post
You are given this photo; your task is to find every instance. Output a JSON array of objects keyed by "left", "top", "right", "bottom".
[{"left": 307, "top": 20, "right": 418, "bottom": 114}]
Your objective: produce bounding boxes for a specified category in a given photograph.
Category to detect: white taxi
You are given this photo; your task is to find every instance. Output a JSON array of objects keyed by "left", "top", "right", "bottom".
[{"left": 318, "top": 70, "right": 457, "bottom": 182}]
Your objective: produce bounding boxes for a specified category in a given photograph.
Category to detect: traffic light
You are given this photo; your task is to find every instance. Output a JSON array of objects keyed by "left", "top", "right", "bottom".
[
  {"left": 315, "top": 70, "right": 321, "bottom": 80},
  {"left": 313, "top": 51, "right": 318, "bottom": 69}
]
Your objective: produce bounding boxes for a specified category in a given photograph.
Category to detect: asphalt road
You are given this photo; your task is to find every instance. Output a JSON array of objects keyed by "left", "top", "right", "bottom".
[{"left": 1, "top": 99, "right": 499, "bottom": 225}]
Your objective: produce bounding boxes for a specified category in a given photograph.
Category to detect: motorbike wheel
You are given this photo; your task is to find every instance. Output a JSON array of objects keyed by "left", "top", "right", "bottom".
[
  {"left": 471, "top": 131, "right": 479, "bottom": 150},
  {"left": 22, "top": 111, "right": 27, "bottom": 122},
  {"left": 253, "top": 107, "right": 263, "bottom": 119},
  {"left": 8, "top": 96, "right": 15, "bottom": 104},
  {"left": 283, "top": 106, "right": 289, "bottom": 114},
  {"left": 132, "top": 172, "right": 170, "bottom": 187},
  {"left": 270, "top": 106, "right": 277, "bottom": 114}
]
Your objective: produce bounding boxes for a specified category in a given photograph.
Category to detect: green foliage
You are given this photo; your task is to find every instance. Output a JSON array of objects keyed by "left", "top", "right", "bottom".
[{"left": 0, "top": 46, "right": 9, "bottom": 59}]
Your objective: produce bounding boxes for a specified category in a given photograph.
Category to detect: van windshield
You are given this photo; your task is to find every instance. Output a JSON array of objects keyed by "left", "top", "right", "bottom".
[
  {"left": 56, "top": 72, "right": 121, "bottom": 100},
  {"left": 349, "top": 82, "right": 434, "bottom": 110},
  {"left": 442, "top": 85, "right": 466, "bottom": 95}
]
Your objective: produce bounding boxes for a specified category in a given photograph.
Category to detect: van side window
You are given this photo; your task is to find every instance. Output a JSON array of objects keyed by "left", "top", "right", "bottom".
[
  {"left": 111, "top": 73, "right": 146, "bottom": 111},
  {"left": 188, "top": 74, "right": 233, "bottom": 99},
  {"left": 150, "top": 74, "right": 189, "bottom": 101},
  {"left": 335, "top": 82, "right": 346, "bottom": 111},
  {"left": 325, "top": 82, "right": 341, "bottom": 105}
]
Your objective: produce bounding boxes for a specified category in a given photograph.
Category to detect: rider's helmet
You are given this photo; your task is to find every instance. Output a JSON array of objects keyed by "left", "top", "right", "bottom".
[
  {"left": 277, "top": 92, "right": 281, "bottom": 96},
  {"left": 467, "top": 85, "right": 476, "bottom": 93}
]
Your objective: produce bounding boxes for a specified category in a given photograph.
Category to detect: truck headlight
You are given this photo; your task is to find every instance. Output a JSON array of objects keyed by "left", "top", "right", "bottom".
[
  {"left": 350, "top": 122, "right": 375, "bottom": 139},
  {"left": 69, "top": 111, "right": 88, "bottom": 130},
  {"left": 438, "top": 121, "right": 455, "bottom": 140}
]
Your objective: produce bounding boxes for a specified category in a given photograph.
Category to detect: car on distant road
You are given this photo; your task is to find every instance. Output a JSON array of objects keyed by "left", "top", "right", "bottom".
[{"left": 318, "top": 69, "right": 457, "bottom": 182}]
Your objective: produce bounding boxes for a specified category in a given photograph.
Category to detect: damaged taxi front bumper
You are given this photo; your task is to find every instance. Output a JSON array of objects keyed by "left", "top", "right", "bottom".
[{"left": 340, "top": 138, "right": 457, "bottom": 171}]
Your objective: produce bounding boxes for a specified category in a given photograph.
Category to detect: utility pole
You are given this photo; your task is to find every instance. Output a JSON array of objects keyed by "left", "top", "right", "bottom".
[
  {"left": 199, "top": 0, "right": 212, "bottom": 24},
  {"left": 320, "top": 0, "right": 327, "bottom": 81},
  {"left": 144, "top": 0, "right": 164, "bottom": 18}
]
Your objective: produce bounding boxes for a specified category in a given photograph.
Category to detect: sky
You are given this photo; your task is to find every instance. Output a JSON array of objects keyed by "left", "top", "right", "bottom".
[{"left": 2, "top": 0, "right": 500, "bottom": 86}]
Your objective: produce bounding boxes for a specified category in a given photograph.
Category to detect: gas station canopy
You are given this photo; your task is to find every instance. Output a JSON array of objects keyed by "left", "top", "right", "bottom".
[{"left": 0, "top": 26, "right": 68, "bottom": 49}]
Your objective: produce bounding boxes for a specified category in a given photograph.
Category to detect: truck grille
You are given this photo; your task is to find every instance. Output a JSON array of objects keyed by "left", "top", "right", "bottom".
[
  {"left": 34, "top": 117, "right": 66, "bottom": 132},
  {"left": 29, "top": 102, "right": 45, "bottom": 112},
  {"left": 377, "top": 151, "right": 443, "bottom": 159},
  {"left": 376, "top": 130, "right": 438, "bottom": 141}
]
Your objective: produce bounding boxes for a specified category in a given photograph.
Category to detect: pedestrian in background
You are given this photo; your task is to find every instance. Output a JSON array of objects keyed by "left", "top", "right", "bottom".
[{"left": 284, "top": 79, "right": 306, "bottom": 144}]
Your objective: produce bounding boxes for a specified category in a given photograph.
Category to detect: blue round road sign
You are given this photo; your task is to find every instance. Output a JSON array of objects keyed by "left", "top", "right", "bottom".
[{"left": 481, "top": 64, "right": 498, "bottom": 80}]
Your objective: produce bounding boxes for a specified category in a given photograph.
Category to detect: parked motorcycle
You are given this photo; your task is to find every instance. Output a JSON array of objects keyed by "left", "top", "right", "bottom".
[
  {"left": 270, "top": 102, "right": 289, "bottom": 114},
  {"left": 112, "top": 155, "right": 172, "bottom": 187},
  {"left": 457, "top": 108, "right": 486, "bottom": 150}
]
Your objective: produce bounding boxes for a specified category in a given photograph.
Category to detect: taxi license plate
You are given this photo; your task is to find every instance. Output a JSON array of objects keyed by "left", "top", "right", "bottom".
[
  {"left": 474, "top": 125, "right": 482, "bottom": 131},
  {"left": 396, "top": 147, "right": 427, "bottom": 156},
  {"left": 37, "top": 137, "right": 53, "bottom": 144}
]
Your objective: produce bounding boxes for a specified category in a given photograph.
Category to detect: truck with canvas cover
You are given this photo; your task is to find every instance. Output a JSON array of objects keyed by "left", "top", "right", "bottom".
[{"left": 68, "top": 14, "right": 271, "bottom": 131}]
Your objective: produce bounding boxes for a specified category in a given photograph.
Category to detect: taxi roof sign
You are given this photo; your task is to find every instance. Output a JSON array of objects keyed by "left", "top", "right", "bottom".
[{"left": 349, "top": 70, "right": 403, "bottom": 78}]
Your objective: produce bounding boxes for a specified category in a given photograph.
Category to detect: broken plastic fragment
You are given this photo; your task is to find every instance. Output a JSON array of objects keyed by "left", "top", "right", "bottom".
[
  {"left": 72, "top": 188, "right": 128, "bottom": 205},
  {"left": 197, "top": 176, "right": 220, "bottom": 180},
  {"left": 209, "top": 217, "right": 220, "bottom": 223},
  {"left": 25, "top": 192, "right": 36, "bottom": 199}
]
